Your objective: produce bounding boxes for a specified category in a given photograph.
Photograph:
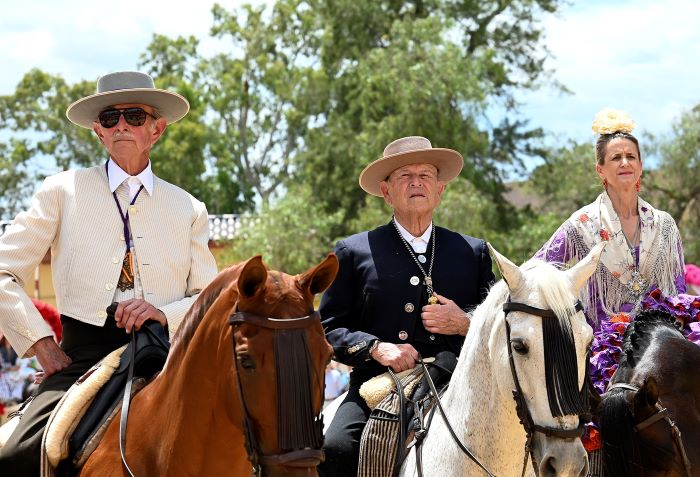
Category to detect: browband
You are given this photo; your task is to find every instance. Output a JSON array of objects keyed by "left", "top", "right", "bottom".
[{"left": 503, "top": 300, "right": 583, "bottom": 319}]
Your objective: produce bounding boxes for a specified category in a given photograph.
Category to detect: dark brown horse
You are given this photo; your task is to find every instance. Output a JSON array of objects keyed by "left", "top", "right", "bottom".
[
  {"left": 79, "top": 254, "right": 337, "bottom": 477},
  {"left": 598, "top": 310, "right": 700, "bottom": 477}
]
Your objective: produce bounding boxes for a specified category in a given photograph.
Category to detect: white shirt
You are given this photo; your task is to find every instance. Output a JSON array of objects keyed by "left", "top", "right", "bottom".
[
  {"left": 393, "top": 218, "right": 432, "bottom": 254},
  {"left": 107, "top": 159, "right": 154, "bottom": 201},
  {"left": 107, "top": 159, "right": 154, "bottom": 302}
]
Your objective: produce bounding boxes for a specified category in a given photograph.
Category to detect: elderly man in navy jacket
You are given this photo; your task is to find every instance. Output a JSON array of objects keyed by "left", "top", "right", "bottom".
[{"left": 319, "top": 136, "right": 495, "bottom": 476}]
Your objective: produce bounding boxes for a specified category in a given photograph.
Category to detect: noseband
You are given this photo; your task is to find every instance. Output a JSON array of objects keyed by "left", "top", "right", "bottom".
[
  {"left": 503, "top": 299, "right": 588, "bottom": 477},
  {"left": 229, "top": 310, "right": 325, "bottom": 475},
  {"left": 606, "top": 383, "right": 692, "bottom": 477}
]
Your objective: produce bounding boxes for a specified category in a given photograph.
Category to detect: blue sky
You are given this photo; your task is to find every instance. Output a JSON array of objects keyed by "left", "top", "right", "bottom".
[{"left": 2, "top": 0, "right": 699, "bottom": 161}]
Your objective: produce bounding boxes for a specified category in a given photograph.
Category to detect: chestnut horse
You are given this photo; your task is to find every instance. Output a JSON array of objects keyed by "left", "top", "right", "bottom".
[
  {"left": 78, "top": 254, "right": 337, "bottom": 477},
  {"left": 598, "top": 310, "right": 700, "bottom": 477}
]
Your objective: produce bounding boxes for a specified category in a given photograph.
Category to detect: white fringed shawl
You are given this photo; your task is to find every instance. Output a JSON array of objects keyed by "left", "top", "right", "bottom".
[{"left": 539, "top": 192, "right": 684, "bottom": 322}]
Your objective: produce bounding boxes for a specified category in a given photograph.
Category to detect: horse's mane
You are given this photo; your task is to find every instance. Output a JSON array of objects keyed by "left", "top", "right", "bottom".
[
  {"left": 472, "top": 260, "right": 589, "bottom": 417},
  {"left": 472, "top": 260, "right": 584, "bottom": 341},
  {"left": 618, "top": 309, "right": 681, "bottom": 369},
  {"left": 166, "top": 265, "right": 240, "bottom": 366},
  {"left": 599, "top": 309, "right": 681, "bottom": 476},
  {"left": 599, "top": 388, "right": 640, "bottom": 476}
]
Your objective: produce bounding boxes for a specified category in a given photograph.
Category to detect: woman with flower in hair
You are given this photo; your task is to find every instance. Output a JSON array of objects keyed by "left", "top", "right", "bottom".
[{"left": 534, "top": 108, "right": 687, "bottom": 470}]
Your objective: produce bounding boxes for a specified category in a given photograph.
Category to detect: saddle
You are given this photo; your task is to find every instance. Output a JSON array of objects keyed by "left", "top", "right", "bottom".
[
  {"left": 65, "top": 318, "right": 169, "bottom": 469},
  {"left": 357, "top": 351, "right": 457, "bottom": 477}
]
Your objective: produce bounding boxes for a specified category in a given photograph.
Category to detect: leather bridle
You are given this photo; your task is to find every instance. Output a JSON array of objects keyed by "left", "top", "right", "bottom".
[
  {"left": 228, "top": 310, "right": 325, "bottom": 476},
  {"left": 409, "top": 298, "right": 590, "bottom": 477},
  {"left": 606, "top": 382, "right": 692, "bottom": 477},
  {"left": 502, "top": 298, "right": 588, "bottom": 477}
]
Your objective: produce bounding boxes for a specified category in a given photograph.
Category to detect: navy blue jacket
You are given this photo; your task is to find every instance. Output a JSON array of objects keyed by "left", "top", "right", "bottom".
[{"left": 320, "top": 222, "right": 494, "bottom": 382}]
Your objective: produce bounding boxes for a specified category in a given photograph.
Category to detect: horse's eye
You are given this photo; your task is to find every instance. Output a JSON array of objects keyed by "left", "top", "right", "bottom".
[
  {"left": 511, "top": 339, "right": 529, "bottom": 355},
  {"left": 239, "top": 355, "right": 255, "bottom": 370}
]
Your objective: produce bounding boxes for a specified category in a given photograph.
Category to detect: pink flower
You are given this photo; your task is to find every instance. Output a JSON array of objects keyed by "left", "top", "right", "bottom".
[
  {"left": 612, "top": 271, "right": 621, "bottom": 279},
  {"left": 579, "top": 213, "right": 590, "bottom": 223},
  {"left": 599, "top": 229, "right": 610, "bottom": 241}
]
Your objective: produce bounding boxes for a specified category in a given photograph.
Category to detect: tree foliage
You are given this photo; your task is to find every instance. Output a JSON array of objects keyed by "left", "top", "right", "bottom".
[
  {"left": 297, "top": 0, "right": 560, "bottom": 238},
  {"left": 645, "top": 107, "right": 700, "bottom": 264},
  {"left": 1, "top": 0, "right": 591, "bottom": 272}
]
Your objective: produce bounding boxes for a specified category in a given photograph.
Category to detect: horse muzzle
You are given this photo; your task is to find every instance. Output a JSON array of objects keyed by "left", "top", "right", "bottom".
[{"left": 532, "top": 434, "right": 588, "bottom": 477}]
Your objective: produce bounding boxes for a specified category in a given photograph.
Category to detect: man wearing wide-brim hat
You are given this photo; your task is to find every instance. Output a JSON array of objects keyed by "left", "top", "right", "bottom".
[
  {"left": 318, "top": 136, "right": 495, "bottom": 476},
  {"left": 0, "top": 71, "right": 217, "bottom": 473}
]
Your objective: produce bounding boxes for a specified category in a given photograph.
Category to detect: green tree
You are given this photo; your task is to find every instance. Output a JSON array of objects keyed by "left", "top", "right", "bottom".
[
  {"left": 645, "top": 107, "right": 700, "bottom": 264},
  {"left": 296, "top": 0, "right": 562, "bottom": 240},
  {"left": 527, "top": 140, "right": 600, "bottom": 216},
  {"left": 0, "top": 70, "right": 97, "bottom": 219},
  {"left": 217, "top": 183, "right": 344, "bottom": 273}
]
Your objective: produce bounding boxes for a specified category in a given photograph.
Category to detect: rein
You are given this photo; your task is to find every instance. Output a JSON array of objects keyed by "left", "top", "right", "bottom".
[
  {"left": 503, "top": 299, "right": 587, "bottom": 477},
  {"left": 606, "top": 383, "right": 693, "bottom": 477},
  {"left": 228, "top": 310, "right": 325, "bottom": 476}
]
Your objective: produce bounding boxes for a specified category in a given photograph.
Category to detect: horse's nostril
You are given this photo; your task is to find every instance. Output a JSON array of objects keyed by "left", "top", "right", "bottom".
[
  {"left": 579, "top": 456, "right": 589, "bottom": 477},
  {"left": 539, "top": 456, "right": 557, "bottom": 477}
]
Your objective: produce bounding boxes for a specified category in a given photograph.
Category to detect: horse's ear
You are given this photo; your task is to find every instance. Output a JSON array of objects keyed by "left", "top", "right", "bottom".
[
  {"left": 299, "top": 253, "right": 339, "bottom": 295},
  {"left": 487, "top": 242, "right": 523, "bottom": 291},
  {"left": 566, "top": 241, "right": 606, "bottom": 292},
  {"left": 636, "top": 376, "right": 659, "bottom": 408},
  {"left": 238, "top": 255, "right": 268, "bottom": 299}
]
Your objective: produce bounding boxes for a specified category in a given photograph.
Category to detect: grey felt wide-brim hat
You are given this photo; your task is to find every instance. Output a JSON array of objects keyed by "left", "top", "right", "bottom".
[
  {"left": 359, "top": 136, "right": 464, "bottom": 196},
  {"left": 66, "top": 71, "right": 190, "bottom": 128}
]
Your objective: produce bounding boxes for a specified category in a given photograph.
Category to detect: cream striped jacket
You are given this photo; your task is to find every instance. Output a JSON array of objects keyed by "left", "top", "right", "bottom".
[{"left": 0, "top": 165, "right": 218, "bottom": 357}]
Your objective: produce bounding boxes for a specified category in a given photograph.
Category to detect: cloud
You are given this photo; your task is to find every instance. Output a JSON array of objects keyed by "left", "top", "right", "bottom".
[
  {"left": 0, "top": 0, "right": 249, "bottom": 93},
  {"left": 521, "top": 0, "right": 700, "bottom": 145}
]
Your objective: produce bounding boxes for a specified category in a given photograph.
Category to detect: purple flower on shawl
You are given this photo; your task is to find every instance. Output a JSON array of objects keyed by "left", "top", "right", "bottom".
[{"left": 641, "top": 206, "right": 648, "bottom": 213}]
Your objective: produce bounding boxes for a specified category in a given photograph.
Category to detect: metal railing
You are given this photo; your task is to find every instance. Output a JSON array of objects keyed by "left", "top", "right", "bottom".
[{"left": 0, "top": 214, "right": 249, "bottom": 241}]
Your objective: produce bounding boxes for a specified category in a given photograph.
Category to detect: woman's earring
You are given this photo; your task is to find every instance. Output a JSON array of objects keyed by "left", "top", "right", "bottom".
[{"left": 602, "top": 178, "right": 608, "bottom": 189}]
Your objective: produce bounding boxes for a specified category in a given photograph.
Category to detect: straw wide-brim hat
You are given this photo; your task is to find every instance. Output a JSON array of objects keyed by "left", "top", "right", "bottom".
[
  {"left": 359, "top": 136, "right": 464, "bottom": 196},
  {"left": 66, "top": 71, "right": 190, "bottom": 128}
]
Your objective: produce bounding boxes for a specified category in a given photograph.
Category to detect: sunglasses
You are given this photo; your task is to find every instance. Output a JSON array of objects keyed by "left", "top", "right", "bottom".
[{"left": 97, "top": 107, "right": 157, "bottom": 128}]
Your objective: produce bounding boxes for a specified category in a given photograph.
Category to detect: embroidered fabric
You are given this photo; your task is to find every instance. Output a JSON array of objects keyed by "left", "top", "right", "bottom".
[{"left": 535, "top": 193, "right": 685, "bottom": 325}]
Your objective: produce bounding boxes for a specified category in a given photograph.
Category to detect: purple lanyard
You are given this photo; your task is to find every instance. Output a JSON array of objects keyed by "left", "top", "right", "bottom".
[{"left": 105, "top": 161, "right": 144, "bottom": 250}]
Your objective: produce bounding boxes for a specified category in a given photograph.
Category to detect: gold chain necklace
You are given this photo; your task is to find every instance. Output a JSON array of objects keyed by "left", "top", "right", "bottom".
[{"left": 392, "top": 218, "right": 438, "bottom": 304}]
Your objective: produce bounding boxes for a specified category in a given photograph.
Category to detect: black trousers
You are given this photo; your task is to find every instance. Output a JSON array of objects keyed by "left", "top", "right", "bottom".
[
  {"left": 318, "top": 384, "right": 371, "bottom": 477},
  {"left": 0, "top": 316, "right": 129, "bottom": 477}
]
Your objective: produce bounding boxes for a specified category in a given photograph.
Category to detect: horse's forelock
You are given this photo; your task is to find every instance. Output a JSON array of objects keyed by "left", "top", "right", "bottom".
[{"left": 533, "top": 262, "right": 590, "bottom": 417}]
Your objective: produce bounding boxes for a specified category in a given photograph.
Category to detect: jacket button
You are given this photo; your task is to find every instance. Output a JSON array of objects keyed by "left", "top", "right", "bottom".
[
  {"left": 404, "top": 303, "right": 414, "bottom": 313},
  {"left": 410, "top": 276, "right": 420, "bottom": 286},
  {"left": 105, "top": 283, "right": 113, "bottom": 291},
  {"left": 429, "top": 335, "right": 436, "bottom": 341},
  {"left": 112, "top": 256, "right": 120, "bottom": 264},
  {"left": 399, "top": 331, "right": 408, "bottom": 340},
  {"left": 129, "top": 206, "right": 137, "bottom": 214},
  {"left": 97, "top": 310, "right": 107, "bottom": 318}
]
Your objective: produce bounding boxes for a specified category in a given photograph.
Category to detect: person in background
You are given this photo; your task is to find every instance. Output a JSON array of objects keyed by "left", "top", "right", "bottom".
[{"left": 685, "top": 263, "right": 700, "bottom": 295}]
